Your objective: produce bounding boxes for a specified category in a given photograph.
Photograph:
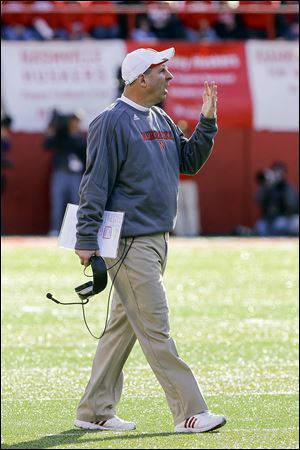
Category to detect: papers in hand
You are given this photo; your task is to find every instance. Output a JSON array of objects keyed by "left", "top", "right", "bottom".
[{"left": 58, "top": 203, "right": 125, "bottom": 259}]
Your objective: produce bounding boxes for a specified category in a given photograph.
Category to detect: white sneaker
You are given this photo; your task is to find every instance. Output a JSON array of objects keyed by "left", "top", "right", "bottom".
[
  {"left": 74, "top": 415, "right": 136, "bottom": 431},
  {"left": 175, "top": 411, "right": 226, "bottom": 433}
]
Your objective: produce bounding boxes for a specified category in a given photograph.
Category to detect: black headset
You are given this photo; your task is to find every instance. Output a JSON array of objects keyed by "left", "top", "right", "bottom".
[
  {"left": 46, "top": 255, "right": 108, "bottom": 305},
  {"left": 75, "top": 256, "right": 107, "bottom": 300},
  {"left": 46, "top": 237, "right": 135, "bottom": 339}
]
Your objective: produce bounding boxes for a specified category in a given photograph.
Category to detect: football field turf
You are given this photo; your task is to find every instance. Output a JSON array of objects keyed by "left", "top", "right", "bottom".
[{"left": 1, "top": 236, "right": 299, "bottom": 449}]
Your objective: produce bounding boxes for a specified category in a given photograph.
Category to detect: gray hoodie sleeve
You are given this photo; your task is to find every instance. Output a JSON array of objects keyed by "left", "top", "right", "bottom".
[
  {"left": 180, "top": 114, "right": 218, "bottom": 175},
  {"left": 160, "top": 110, "right": 218, "bottom": 175},
  {"left": 75, "top": 111, "right": 126, "bottom": 250}
]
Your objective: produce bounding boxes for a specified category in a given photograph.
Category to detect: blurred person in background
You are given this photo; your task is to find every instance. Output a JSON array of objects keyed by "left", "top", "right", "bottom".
[
  {"left": 51, "top": 1, "right": 120, "bottom": 40},
  {"left": 51, "top": 0, "right": 89, "bottom": 40},
  {"left": 131, "top": 14, "right": 157, "bottom": 41},
  {"left": 2, "top": 0, "right": 298, "bottom": 41},
  {"left": 1, "top": 115, "right": 13, "bottom": 195},
  {"left": 1, "top": 0, "right": 42, "bottom": 40},
  {"left": 174, "top": 119, "right": 201, "bottom": 236},
  {"left": 1, "top": 114, "right": 14, "bottom": 235},
  {"left": 254, "top": 161, "right": 299, "bottom": 236},
  {"left": 82, "top": 1, "right": 120, "bottom": 39},
  {"left": 146, "top": 1, "right": 187, "bottom": 40},
  {"left": 116, "top": 0, "right": 143, "bottom": 39},
  {"left": 236, "top": 0, "right": 299, "bottom": 40},
  {"left": 275, "top": 0, "right": 299, "bottom": 40},
  {"left": 25, "top": 1, "right": 56, "bottom": 41},
  {"left": 214, "top": 2, "right": 247, "bottom": 40},
  {"left": 195, "top": 17, "right": 219, "bottom": 41},
  {"left": 178, "top": 0, "right": 219, "bottom": 41},
  {"left": 44, "top": 111, "right": 86, "bottom": 236}
]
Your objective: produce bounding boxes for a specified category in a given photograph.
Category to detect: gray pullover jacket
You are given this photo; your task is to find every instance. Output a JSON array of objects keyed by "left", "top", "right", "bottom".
[{"left": 75, "top": 99, "right": 217, "bottom": 250}]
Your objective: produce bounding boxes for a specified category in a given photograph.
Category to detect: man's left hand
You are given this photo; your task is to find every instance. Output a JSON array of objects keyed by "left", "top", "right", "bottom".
[{"left": 201, "top": 81, "right": 217, "bottom": 119}]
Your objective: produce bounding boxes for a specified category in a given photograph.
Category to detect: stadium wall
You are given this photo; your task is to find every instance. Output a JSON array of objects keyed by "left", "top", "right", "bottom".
[{"left": 2, "top": 129, "right": 298, "bottom": 235}]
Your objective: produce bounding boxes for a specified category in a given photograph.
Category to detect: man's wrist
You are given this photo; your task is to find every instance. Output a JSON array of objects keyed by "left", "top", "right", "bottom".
[
  {"left": 75, "top": 238, "right": 99, "bottom": 251},
  {"left": 200, "top": 113, "right": 217, "bottom": 122}
]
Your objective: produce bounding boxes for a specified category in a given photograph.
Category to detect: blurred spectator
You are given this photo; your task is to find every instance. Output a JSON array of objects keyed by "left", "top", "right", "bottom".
[
  {"left": 147, "top": 1, "right": 187, "bottom": 40},
  {"left": 254, "top": 161, "right": 299, "bottom": 236},
  {"left": 1, "top": 114, "right": 14, "bottom": 235},
  {"left": 178, "top": 0, "right": 219, "bottom": 41},
  {"left": 116, "top": 0, "right": 142, "bottom": 39},
  {"left": 1, "top": 1, "right": 42, "bottom": 40},
  {"left": 131, "top": 14, "right": 157, "bottom": 41},
  {"left": 214, "top": 3, "right": 245, "bottom": 40},
  {"left": 1, "top": 114, "right": 13, "bottom": 195},
  {"left": 52, "top": 1, "right": 89, "bottom": 40},
  {"left": 1, "top": 0, "right": 120, "bottom": 40},
  {"left": 81, "top": 1, "right": 120, "bottom": 39},
  {"left": 29, "top": 1, "right": 56, "bottom": 40},
  {"left": 44, "top": 110, "right": 87, "bottom": 236},
  {"left": 275, "top": 2, "right": 299, "bottom": 40},
  {"left": 174, "top": 120, "right": 201, "bottom": 237},
  {"left": 216, "top": 0, "right": 299, "bottom": 40},
  {"left": 239, "top": 1, "right": 281, "bottom": 39},
  {"left": 30, "top": 1, "right": 89, "bottom": 40},
  {"left": 1, "top": 0, "right": 299, "bottom": 40},
  {"left": 285, "top": 18, "right": 299, "bottom": 39},
  {"left": 195, "top": 18, "right": 219, "bottom": 41}
]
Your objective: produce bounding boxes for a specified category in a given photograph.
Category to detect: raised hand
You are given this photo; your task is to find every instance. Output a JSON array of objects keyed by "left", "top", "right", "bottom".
[{"left": 201, "top": 81, "right": 217, "bottom": 119}]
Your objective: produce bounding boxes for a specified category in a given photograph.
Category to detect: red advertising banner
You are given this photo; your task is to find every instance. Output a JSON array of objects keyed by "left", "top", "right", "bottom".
[{"left": 126, "top": 41, "right": 252, "bottom": 128}]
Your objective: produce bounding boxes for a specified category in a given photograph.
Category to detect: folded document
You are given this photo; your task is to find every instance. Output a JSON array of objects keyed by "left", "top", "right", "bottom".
[{"left": 58, "top": 203, "right": 124, "bottom": 259}]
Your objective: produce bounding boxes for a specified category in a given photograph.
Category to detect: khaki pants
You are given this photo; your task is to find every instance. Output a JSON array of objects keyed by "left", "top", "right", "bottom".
[{"left": 76, "top": 233, "right": 208, "bottom": 425}]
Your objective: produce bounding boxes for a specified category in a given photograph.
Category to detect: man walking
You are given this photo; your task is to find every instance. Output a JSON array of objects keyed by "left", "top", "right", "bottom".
[{"left": 74, "top": 47, "right": 226, "bottom": 433}]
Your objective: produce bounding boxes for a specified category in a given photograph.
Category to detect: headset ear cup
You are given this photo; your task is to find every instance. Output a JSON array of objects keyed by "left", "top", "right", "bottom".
[
  {"left": 90, "top": 256, "right": 108, "bottom": 294},
  {"left": 75, "top": 281, "right": 94, "bottom": 300}
]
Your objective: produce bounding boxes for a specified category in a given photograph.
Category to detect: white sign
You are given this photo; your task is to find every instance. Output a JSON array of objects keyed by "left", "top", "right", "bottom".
[
  {"left": 246, "top": 40, "right": 299, "bottom": 131},
  {"left": 59, "top": 204, "right": 124, "bottom": 259},
  {"left": 1, "top": 40, "right": 126, "bottom": 131}
]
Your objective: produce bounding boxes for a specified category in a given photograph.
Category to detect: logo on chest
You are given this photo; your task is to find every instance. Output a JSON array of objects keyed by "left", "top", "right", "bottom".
[
  {"left": 141, "top": 130, "right": 173, "bottom": 151},
  {"left": 141, "top": 131, "right": 174, "bottom": 141}
]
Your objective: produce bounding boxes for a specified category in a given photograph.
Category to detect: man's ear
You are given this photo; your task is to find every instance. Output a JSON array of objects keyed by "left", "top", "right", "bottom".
[{"left": 139, "top": 74, "right": 148, "bottom": 87}]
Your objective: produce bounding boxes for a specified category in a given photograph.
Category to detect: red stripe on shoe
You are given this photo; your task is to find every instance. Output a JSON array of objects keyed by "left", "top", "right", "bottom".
[
  {"left": 96, "top": 420, "right": 107, "bottom": 426},
  {"left": 184, "top": 419, "right": 189, "bottom": 428},
  {"left": 187, "top": 416, "right": 195, "bottom": 428},
  {"left": 191, "top": 417, "right": 197, "bottom": 428}
]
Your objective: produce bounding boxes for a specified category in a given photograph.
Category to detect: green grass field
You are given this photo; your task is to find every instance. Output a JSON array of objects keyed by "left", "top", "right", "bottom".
[{"left": 1, "top": 236, "right": 299, "bottom": 449}]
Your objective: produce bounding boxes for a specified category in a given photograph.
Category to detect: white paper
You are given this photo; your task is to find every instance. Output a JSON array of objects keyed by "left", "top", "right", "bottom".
[{"left": 58, "top": 203, "right": 124, "bottom": 259}]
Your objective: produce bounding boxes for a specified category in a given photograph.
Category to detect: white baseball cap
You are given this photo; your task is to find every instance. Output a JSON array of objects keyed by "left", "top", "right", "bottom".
[{"left": 121, "top": 47, "right": 175, "bottom": 85}]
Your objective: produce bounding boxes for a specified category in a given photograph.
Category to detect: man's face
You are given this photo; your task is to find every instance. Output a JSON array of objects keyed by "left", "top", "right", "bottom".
[{"left": 143, "top": 63, "right": 173, "bottom": 105}]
